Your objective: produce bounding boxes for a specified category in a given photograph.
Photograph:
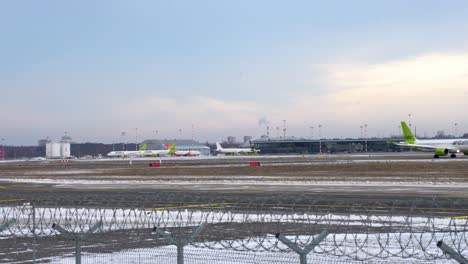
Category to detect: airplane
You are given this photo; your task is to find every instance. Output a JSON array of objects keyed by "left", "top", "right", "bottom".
[
  {"left": 171, "top": 144, "right": 202, "bottom": 156},
  {"left": 396, "top": 121, "right": 468, "bottom": 158},
  {"left": 107, "top": 144, "right": 176, "bottom": 158},
  {"left": 107, "top": 144, "right": 148, "bottom": 158},
  {"left": 140, "top": 144, "right": 176, "bottom": 157},
  {"left": 172, "top": 150, "right": 201, "bottom": 156},
  {"left": 215, "top": 142, "right": 259, "bottom": 155}
]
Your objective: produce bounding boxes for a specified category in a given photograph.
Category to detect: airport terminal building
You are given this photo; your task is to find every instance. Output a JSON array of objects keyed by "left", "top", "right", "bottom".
[{"left": 251, "top": 137, "right": 402, "bottom": 154}]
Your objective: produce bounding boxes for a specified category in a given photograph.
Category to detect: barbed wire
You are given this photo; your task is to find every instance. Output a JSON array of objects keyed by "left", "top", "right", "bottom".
[{"left": 0, "top": 198, "right": 467, "bottom": 262}]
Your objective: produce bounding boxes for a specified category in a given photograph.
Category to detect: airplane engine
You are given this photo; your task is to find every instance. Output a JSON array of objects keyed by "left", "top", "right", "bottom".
[
  {"left": 464, "top": 151, "right": 468, "bottom": 156},
  {"left": 434, "top": 148, "right": 449, "bottom": 157}
]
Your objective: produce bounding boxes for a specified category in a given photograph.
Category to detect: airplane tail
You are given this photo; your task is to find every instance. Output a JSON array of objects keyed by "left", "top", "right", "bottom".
[
  {"left": 139, "top": 144, "right": 147, "bottom": 151},
  {"left": 167, "top": 144, "right": 176, "bottom": 155},
  {"left": 216, "top": 142, "right": 223, "bottom": 151},
  {"left": 401, "top": 121, "right": 416, "bottom": 144}
]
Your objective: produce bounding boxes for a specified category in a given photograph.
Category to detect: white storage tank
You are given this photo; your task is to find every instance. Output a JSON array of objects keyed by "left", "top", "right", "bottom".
[
  {"left": 45, "top": 143, "right": 52, "bottom": 158},
  {"left": 60, "top": 142, "right": 70, "bottom": 158},
  {"left": 46, "top": 142, "right": 62, "bottom": 158}
]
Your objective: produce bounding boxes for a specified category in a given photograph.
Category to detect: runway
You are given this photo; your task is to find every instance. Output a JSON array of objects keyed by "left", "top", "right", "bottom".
[
  {"left": 0, "top": 152, "right": 466, "bottom": 214},
  {"left": 1, "top": 154, "right": 466, "bottom": 263}
]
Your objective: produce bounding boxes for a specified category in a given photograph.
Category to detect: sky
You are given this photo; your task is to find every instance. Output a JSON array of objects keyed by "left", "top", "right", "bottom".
[{"left": 1, "top": 0, "right": 468, "bottom": 145}]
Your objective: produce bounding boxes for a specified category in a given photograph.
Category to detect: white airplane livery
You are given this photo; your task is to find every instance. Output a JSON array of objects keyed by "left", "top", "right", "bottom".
[
  {"left": 215, "top": 142, "right": 258, "bottom": 155},
  {"left": 107, "top": 144, "right": 175, "bottom": 158},
  {"left": 172, "top": 149, "right": 201, "bottom": 157},
  {"left": 396, "top": 121, "right": 468, "bottom": 158}
]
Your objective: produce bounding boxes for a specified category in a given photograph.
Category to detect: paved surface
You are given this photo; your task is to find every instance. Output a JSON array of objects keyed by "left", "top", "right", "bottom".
[
  {"left": 0, "top": 153, "right": 467, "bottom": 214},
  {"left": 1, "top": 154, "right": 467, "bottom": 263}
]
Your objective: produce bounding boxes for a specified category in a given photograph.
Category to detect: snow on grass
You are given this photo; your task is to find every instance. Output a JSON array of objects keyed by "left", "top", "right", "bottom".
[
  {"left": 2, "top": 206, "right": 466, "bottom": 262},
  {"left": 44, "top": 241, "right": 449, "bottom": 264},
  {"left": 2, "top": 178, "right": 467, "bottom": 188}
]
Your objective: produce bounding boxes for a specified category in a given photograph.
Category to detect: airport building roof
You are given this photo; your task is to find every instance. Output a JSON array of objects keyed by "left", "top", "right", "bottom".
[
  {"left": 251, "top": 137, "right": 403, "bottom": 154},
  {"left": 252, "top": 137, "right": 402, "bottom": 143}
]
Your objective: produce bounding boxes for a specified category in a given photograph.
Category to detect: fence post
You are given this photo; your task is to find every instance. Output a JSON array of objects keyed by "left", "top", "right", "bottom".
[
  {"left": 153, "top": 224, "right": 205, "bottom": 264},
  {"left": 52, "top": 221, "right": 102, "bottom": 264},
  {"left": 0, "top": 218, "right": 16, "bottom": 232},
  {"left": 437, "top": 240, "right": 468, "bottom": 264},
  {"left": 32, "top": 203, "right": 37, "bottom": 264},
  {"left": 275, "top": 230, "right": 328, "bottom": 264}
]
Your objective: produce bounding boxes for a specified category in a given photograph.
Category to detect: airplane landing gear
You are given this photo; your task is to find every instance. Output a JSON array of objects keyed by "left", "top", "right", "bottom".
[
  {"left": 451, "top": 154, "right": 457, "bottom": 158},
  {"left": 434, "top": 154, "right": 440, "bottom": 158}
]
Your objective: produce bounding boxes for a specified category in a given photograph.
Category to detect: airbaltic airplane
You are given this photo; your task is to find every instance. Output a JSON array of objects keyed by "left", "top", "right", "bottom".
[
  {"left": 107, "top": 144, "right": 148, "bottom": 158},
  {"left": 215, "top": 142, "right": 259, "bottom": 155},
  {"left": 172, "top": 149, "right": 202, "bottom": 157},
  {"left": 396, "top": 121, "right": 468, "bottom": 158},
  {"left": 141, "top": 144, "right": 176, "bottom": 157},
  {"left": 107, "top": 144, "right": 175, "bottom": 158}
]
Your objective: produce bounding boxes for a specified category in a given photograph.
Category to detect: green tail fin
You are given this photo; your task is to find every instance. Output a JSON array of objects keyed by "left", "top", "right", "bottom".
[
  {"left": 168, "top": 144, "right": 176, "bottom": 154},
  {"left": 139, "top": 144, "right": 147, "bottom": 151},
  {"left": 401, "top": 121, "right": 415, "bottom": 144}
]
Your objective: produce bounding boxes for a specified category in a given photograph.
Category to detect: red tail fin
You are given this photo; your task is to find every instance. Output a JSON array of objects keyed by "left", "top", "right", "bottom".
[{"left": 165, "top": 143, "right": 170, "bottom": 150}]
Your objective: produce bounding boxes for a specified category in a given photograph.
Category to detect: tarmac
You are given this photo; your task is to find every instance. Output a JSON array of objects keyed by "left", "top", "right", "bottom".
[{"left": 0, "top": 152, "right": 467, "bottom": 214}]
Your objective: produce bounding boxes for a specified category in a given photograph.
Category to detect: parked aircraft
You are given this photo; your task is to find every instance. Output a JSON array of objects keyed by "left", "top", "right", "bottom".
[
  {"left": 107, "top": 144, "right": 148, "bottom": 158},
  {"left": 396, "top": 121, "right": 468, "bottom": 158},
  {"left": 107, "top": 144, "right": 175, "bottom": 158},
  {"left": 171, "top": 146, "right": 201, "bottom": 156},
  {"left": 215, "top": 142, "right": 258, "bottom": 155},
  {"left": 141, "top": 144, "right": 176, "bottom": 157}
]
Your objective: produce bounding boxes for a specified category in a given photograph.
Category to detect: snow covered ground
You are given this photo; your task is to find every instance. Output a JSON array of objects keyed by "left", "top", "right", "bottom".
[
  {"left": 46, "top": 247, "right": 443, "bottom": 264},
  {"left": 44, "top": 238, "right": 453, "bottom": 264},
  {"left": 4, "top": 177, "right": 468, "bottom": 187},
  {"left": 1, "top": 205, "right": 466, "bottom": 262},
  {"left": 2, "top": 206, "right": 466, "bottom": 236}
]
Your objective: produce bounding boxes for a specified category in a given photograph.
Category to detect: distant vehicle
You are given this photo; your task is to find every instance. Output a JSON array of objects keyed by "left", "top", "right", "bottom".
[
  {"left": 396, "top": 121, "right": 468, "bottom": 158},
  {"left": 215, "top": 142, "right": 259, "bottom": 155}
]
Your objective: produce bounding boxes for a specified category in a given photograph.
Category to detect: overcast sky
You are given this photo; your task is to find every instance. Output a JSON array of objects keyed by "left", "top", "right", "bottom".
[{"left": 1, "top": 0, "right": 468, "bottom": 145}]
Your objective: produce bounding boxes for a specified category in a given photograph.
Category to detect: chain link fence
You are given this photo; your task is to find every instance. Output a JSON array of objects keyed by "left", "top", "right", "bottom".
[{"left": 1, "top": 196, "right": 467, "bottom": 263}]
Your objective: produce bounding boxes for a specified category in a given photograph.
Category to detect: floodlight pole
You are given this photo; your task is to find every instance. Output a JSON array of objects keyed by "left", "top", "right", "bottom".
[
  {"left": 283, "top": 120, "right": 287, "bottom": 139},
  {"left": 364, "top": 124, "right": 368, "bottom": 152},
  {"left": 318, "top": 124, "right": 322, "bottom": 154}
]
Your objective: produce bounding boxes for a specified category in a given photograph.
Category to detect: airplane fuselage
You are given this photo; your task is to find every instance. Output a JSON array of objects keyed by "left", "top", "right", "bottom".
[{"left": 398, "top": 139, "right": 468, "bottom": 152}]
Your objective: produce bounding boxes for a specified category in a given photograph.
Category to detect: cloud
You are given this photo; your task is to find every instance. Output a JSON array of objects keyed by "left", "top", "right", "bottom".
[
  {"left": 118, "top": 96, "right": 266, "bottom": 137},
  {"left": 112, "top": 52, "right": 468, "bottom": 139},
  {"left": 6, "top": 52, "right": 468, "bottom": 144},
  {"left": 281, "top": 53, "right": 468, "bottom": 136}
]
